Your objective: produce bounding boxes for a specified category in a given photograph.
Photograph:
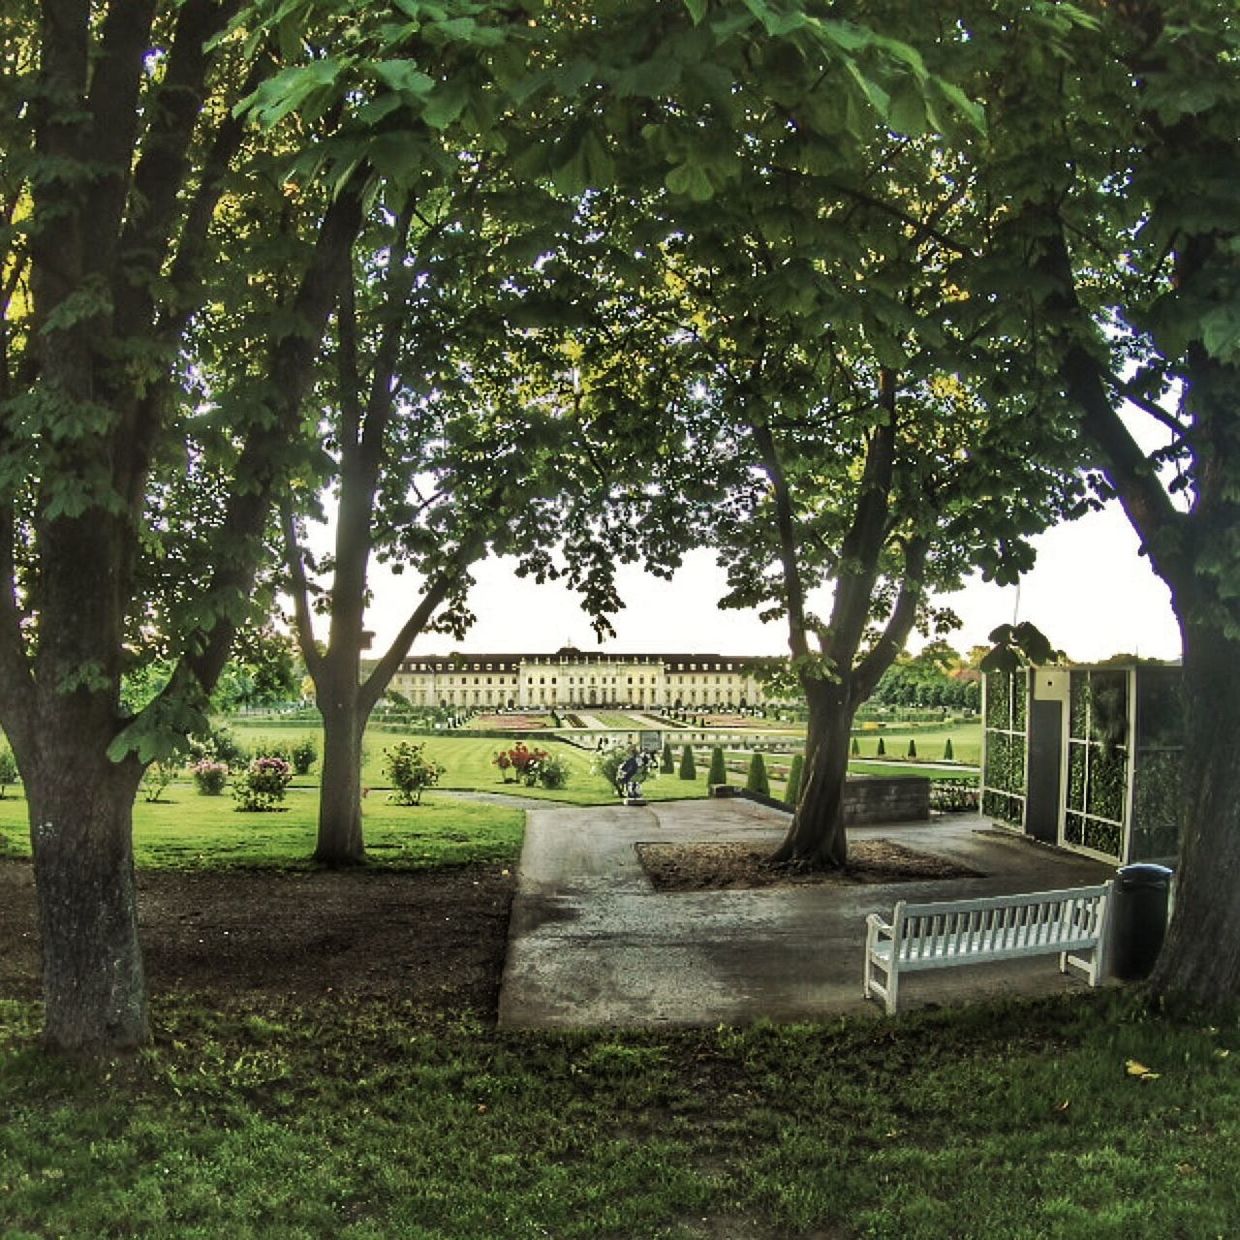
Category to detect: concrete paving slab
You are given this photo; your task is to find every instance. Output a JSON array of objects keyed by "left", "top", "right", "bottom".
[{"left": 499, "top": 798, "right": 1115, "bottom": 1029}]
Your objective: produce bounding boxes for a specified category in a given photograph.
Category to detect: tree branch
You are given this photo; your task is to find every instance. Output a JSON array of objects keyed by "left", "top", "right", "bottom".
[
  {"left": 172, "top": 172, "right": 367, "bottom": 701},
  {"left": 824, "top": 369, "right": 899, "bottom": 662},
  {"left": 357, "top": 569, "right": 460, "bottom": 718},
  {"left": 1038, "top": 213, "right": 1189, "bottom": 592},
  {"left": 114, "top": 0, "right": 239, "bottom": 338},
  {"left": 83, "top": 0, "right": 158, "bottom": 270},
  {"left": 749, "top": 403, "right": 810, "bottom": 661},
  {"left": 853, "top": 536, "right": 928, "bottom": 701},
  {"left": 282, "top": 504, "right": 323, "bottom": 679}
]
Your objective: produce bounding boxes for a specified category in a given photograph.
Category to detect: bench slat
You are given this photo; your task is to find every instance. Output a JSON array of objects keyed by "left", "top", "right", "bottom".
[{"left": 864, "top": 882, "right": 1111, "bottom": 1015}]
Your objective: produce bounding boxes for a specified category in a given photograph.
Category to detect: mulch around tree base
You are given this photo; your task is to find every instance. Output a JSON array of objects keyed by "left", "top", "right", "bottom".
[
  {"left": 636, "top": 839, "right": 984, "bottom": 892},
  {"left": 0, "top": 860, "right": 515, "bottom": 1022}
]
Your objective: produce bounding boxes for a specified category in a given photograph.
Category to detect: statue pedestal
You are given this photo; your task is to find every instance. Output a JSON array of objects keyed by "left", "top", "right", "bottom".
[{"left": 622, "top": 797, "right": 647, "bottom": 807}]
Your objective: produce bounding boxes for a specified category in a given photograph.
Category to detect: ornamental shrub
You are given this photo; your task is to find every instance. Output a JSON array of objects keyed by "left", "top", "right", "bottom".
[
  {"left": 907, "top": 739, "right": 918, "bottom": 758},
  {"left": 876, "top": 737, "right": 886, "bottom": 757},
  {"left": 188, "top": 723, "right": 245, "bottom": 769},
  {"left": 494, "top": 742, "right": 569, "bottom": 789},
  {"left": 707, "top": 746, "right": 727, "bottom": 786},
  {"left": 943, "top": 737, "right": 955, "bottom": 761},
  {"left": 678, "top": 745, "right": 697, "bottom": 780},
  {"left": 385, "top": 741, "right": 445, "bottom": 805},
  {"left": 745, "top": 753, "right": 771, "bottom": 797},
  {"left": 493, "top": 749, "right": 516, "bottom": 782},
  {"left": 591, "top": 743, "right": 626, "bottom": 788},
  {"left": 784, "top": 753, "right": 804, "bottom": 807},
  {"left": 661, "top": 741, "right": 676, "bottom": 774},
  {"left": 190, "top": 758, "right": 229, "bottom": 796},
  {"left": 851, "top": 736, "right": 860, "bottom": 756},
  {"left": 0, "top": 747, "right": 17, "bottom": 799},
  {"left": 140, "top": 760, "right": 177, "bottom": 804},
  {"left": 233, "top": 756, "right": 293, "bottom": 811},
  {"left": 534, "top": 751, "right": 571, "bottom": 790},
  {"left": 290, "top": 737, "right": 317, "bottom": 775}
]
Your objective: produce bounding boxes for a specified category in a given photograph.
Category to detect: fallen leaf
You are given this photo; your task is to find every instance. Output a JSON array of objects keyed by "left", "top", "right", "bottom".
[{"left": 1126, "top": 1059, "right": 1160, "bottom": 1081}]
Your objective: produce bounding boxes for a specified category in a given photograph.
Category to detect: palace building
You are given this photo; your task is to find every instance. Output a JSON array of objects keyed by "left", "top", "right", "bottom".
[{"left": 390, "top": 647, "right": 771, "bottom": 712}]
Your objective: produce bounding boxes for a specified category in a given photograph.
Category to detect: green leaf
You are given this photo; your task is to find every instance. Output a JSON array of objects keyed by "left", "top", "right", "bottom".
[
  {"left": 817, "top": 18, "right": 874, "bottom": 53},
  {"left": 1201, "top": 305, "right": 1240, "bottom": 363},
  {"left": 614, "top": 56, "right": 683, "bottom": 99},
  {"left": 666, "top": 162, "right": 715, "bottom": 201},
  {"left": 421, "top": 78, "right": 470, "bottom": 129},
  {"left": 372, "top": 60, "right": 435, "bottom": 97},
  {"left": 844, "top": 60, "right": 890, "bottom": 123},
  {"left": 740, "top": 0, "right": 806, "bottom": 37},
  {"left": 887, "top": 82, "right": 927, "bottom": 136},
  {"left": 684, "top": 0, "right": 708, "bottom": 24},
  {"left": 236, "top": 58, "right": 344, "bottom": 127},
  {"left": 933, "top": 78, "right": 987, "bottom": 134}
]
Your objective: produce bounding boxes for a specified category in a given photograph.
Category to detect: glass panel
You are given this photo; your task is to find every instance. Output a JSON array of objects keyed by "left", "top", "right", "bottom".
[
  {"left": 1067, "top": 744, "right": 1087, "bottom": 812},
  {"left": 1137, "top": 668, "right": 1183, "bottom": 747}
]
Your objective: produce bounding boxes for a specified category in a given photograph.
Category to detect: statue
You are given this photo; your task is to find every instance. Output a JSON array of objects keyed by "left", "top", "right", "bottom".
[{"left": 616, "top": 746, "right": 656, "bottom": 804}]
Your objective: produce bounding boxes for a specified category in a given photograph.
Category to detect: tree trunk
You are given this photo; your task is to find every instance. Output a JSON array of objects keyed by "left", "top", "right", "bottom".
[
  {"left": 314, "top": 662, "right": 367, "bottom": 866},
  {"left": 27, "top": 749, "right": 147, "bottom": 1052},
  {"left": 1149, "top": 620, "right": 1240, "bottom": 1008},
  {"left": 769, "top": 681, "right": 854, "bottom": 869}
]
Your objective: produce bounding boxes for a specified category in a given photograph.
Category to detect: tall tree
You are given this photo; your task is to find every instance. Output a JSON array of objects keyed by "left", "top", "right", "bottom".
[
  {"left": 571, "top": 135, "right": 1078, "bottom": 867},
  {"left": 0, "top": 0, "right": 535, "bottom": 1052},
  {"left": 284, "top": 175, "right": 584, "bottom": 864},
  {"left": 969, "top": 0, "right": 1240, "bottom": 1007}
]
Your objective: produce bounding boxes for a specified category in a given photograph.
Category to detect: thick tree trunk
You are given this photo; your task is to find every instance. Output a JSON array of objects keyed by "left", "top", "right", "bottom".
[
  {"left": 769, "top": 682, "right": 855, "bottom": 869},
  {"left": 1149, "top": 621, "right": 1240, "bottom": 1008},
  {"left": 27, "top": 749, "right": 147, "bottom": 1052},
  {"left": 314, "top": 663, "right": 367, "bottom": 866}
]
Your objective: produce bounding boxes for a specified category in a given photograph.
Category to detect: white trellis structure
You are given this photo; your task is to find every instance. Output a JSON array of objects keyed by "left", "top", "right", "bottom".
[{"left": 981, "top": 664, "right": 1182, "bottom": 865}]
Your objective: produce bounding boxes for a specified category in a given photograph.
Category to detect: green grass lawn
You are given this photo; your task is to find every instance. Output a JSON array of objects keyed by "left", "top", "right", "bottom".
[
  {"left": 851, "top": 720, "right": 981, "bottom": 765},
  {"left": 1, "top": 737, "right": 1235, "bottom": 1236},
  {"left": 227, "top": 724, "right": 713, "bottom": 806},
  {"left": 0, "top": 787, "right": 523, "bottom": 871},
  {"left": 0, "top": 992, "right": 1235, "bottom": 1238}
]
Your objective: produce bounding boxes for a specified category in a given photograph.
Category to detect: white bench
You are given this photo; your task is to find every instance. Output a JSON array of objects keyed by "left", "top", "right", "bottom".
[{"left": 863, "top": 883, "right": 1112, "bottom": 1015}]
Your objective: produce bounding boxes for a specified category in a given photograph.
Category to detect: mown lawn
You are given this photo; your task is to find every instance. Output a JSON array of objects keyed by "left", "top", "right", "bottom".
[
  {"left": 0, "top": 992, "right": 1235, "bottom": 1239},
  {"left": 227, "top": 725, "right": 713, "bottom": 805},
  {"left": 849, "top": 720, "right": 981, "bottom": 765},
  {"left": 0, "top": 787, "right": 523, "bottom": 871},
  {"left": 1, "top": 766, "right": 1235, "bottom": 1237}
]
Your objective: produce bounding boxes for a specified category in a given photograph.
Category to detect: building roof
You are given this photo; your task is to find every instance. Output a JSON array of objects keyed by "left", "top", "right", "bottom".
[{"left": 397, "top": 651, "right": 769, "bottom": 671}]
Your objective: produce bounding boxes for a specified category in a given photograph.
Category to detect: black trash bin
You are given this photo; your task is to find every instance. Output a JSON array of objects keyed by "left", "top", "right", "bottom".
[{"left": 1110, "top": 864, "right": 1174, "bottom": 981}]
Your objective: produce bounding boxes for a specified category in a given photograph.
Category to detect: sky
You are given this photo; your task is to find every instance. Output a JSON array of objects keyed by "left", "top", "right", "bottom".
[{"left": 361, "top": 499, "right": 1182, "bottom": 665}]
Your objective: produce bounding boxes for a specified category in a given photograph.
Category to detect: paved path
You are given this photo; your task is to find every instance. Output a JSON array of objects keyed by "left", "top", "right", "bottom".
[{"left": 498, "top": 799, "right": 1114, "bottom": 1029}]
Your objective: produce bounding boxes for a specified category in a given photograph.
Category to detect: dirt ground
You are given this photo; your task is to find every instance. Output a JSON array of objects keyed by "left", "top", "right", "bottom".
[
  {"left": 0, "top": 859, "right": 516, "bottom": 1019},
  {"left": 0, "top": 841, "right": 978, "bottom": 1017},
  {"left": 637, "top": 838, "right": 982, "bottom": 892}
]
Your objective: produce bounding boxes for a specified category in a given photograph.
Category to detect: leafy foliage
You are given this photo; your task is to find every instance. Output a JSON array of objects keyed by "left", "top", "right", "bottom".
[
  {"left": 745, "top": 753, "right": 771, "bottom": 798},
  {"left": 678, "top": 745, "right": 697, "bottom": 781},
  {"left": 233, "top": 758, "right": 294, "bottom": 813},
  {"left": 784, "top": 753, "right": 804, "bottom": 807},
  {"left": 0, "top": 748, "right": 18, "bottom": 799},
  {"left": 139, "top": 762, "right": 178, "bottom": 805},
  {"left": 385, "top": 742, "right": 446, "bottom": 806},
  {"left": 189, "top": 760, "right": 230, "bottom": 797}
]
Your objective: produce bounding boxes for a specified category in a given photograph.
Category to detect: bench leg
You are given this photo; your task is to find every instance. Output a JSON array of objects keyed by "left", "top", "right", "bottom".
[{"left": 885, "top": 968, "right": 899, "bottom": 1016}]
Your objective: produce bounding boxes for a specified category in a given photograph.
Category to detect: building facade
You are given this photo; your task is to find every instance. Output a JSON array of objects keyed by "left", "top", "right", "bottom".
[{"left": 391, "top": 647, "right": 769, "bottom": 712}]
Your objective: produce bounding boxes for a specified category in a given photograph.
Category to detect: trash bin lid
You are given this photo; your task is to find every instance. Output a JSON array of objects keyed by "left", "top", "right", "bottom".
[{"left": 1116, "top": 863, "right": 1174, "bottom": 888}]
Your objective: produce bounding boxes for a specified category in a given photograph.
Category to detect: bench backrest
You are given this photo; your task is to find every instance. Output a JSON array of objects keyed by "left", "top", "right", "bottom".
[{"left": 891, "top": 884, "right": 1110, "bottom": 961}]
